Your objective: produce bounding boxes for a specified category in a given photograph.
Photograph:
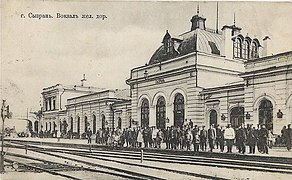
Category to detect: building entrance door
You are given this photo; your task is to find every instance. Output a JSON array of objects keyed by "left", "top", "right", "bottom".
[
  {"left": 209, "top": 110, "right": 217, "bottom": 127},
  {"left": 259, "top": 99, "right": 273, "bottom": 130},
  {"left": 230, "top": 107, "right": 244, "bottom": 128},
  {"left": 156, "top": 96, "right": 166, "bottom": 129},
  {"left": 174, "top": 93, "right": 184, "bottom": 128}
]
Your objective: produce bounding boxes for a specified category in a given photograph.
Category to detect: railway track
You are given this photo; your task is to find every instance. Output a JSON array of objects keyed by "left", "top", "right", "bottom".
[
  {"left": 5, "top": 142, "right": 228, "bottom": 179},
  {"left": 4, "top": 139, "right": 292, "bottom": 179}
]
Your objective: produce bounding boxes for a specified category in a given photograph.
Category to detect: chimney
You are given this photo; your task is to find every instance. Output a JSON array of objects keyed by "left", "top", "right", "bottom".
[
  {"left": 262, "top": 36, "right": 270, "bottom": 57},
  {"left": 221, "top": 25, "right": 233, "bottom": 59}
]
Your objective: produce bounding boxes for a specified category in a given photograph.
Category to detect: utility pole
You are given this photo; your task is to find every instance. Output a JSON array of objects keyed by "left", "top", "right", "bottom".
[{"left": 1, "top": 100, "right": 11, "bottom": 173}]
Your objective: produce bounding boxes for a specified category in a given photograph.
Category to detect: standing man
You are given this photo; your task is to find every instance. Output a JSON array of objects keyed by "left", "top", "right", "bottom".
[
  {"left": 224, "top": 123, "right": 235, "bottom": 153},
  {"left": 208, "top": 124, "right": 216, "bottom": 152},
  {"left": 87, "top": 128, "right": 92, "bottom": 144},
  {"left": 258, "top": 124, "right": 269, "bottom": 154},
  {"left": 247, "top": 125, "right": 257, "bottom": 154},
  {"left": 285, "top": 124, "right": 292, "bottom": 151},
  {"left": 237, "top": 124, "right": 247, "bottom": 154},
  {"left": 200, "top": 126, "right": 207, "bottom": 151}
]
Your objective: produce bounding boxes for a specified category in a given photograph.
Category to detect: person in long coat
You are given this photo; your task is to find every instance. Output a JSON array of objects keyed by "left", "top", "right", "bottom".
[
  {"left": 208, "top": 124, "right": 216, "bottom": 152},
  {"left": 247, "top": 126, "right": 257, "bottom": 154},
  {"left": 137, "top": 127, "right": 143, "bottom": 148},
  {"left": 258, "top": 124, "right": 269, "bottom": 154},
  {"left": 286, "top": 124, "right": 292, "bottom": 151}
]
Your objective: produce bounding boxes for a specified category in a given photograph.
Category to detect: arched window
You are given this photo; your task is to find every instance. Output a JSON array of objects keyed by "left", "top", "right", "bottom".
[
  {"left": 46, "top": 122, "right": 48, "bottom": 131},
  {"left": 174, "top": 93, "right": 184, "bottom": 128},
  {"left": 141, "top": 99, "right": 149, "bottom": 128},
  {"left": 156, "top": 96, "right": 166, "bottom": 130},
  {"left": 209, "top": 110, "right": 217, "bottom": 127},
  {"left": 233, "top": 38, "right": 242, "bottom": 58},
  {"left": 84, "top": 116, "right": 88, "bottom": 132},
  {"left": 242, "top": 40, "right": 249, "bottom": 59},
  {"left": 59, "top": 121, "right": 62, "bottom": 132},
  {"left": 49, "top": 122, "right": 52, "bottom": 131},
  {"left": 70, "top": 117, "right": 73, "bottom": 131},
  {"left": 230, "top": 107, "right": 245, "bottom": 128},
  {"left": 251, "top": 42, "right": 258, "bottom": 59},
  {"left": 118, "top": 117, "right": 122, "bottom": 129},
  {"left": 53, "top": 122, "right": 56, "bottom": 132},
  {"left": 101, "top": 114, "right": 106, "bottom": 130},
  {"left": 77, "top": 116, "right": 80, "bottom": 134},
  {"left": 92, "top": 115, "right": 97, "bottom": 134},
  {"left": 259, "top": 99, "right": 273, "bottom": 130},
  {"left": 34, "top": 121, "right": 39, "bottom": 133}
]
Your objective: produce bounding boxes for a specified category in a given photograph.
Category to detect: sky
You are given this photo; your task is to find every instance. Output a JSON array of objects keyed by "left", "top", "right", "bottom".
[{"left": 1, "top": 0, "right": 292, "bottom": 117}]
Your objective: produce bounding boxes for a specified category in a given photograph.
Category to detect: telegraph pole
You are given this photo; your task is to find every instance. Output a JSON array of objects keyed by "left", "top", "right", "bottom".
[{"left": 0, "top": 100, "right": 11, "bottom": 173}]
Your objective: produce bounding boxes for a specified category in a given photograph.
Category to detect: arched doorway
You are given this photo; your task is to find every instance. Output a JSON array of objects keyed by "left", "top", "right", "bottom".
[
  {"left": 141, "top": 99, "right": 149, "bottom": 128},
  {"left": 34, "top": 121, "right": 39, "bottom": 133},
  {"left": 93, "top": 115, "right": 97, "bottom": 134},
  {"left": 118, "top": 117, "right": 122, "bottom": 129},
  {"left": 209, "top": 110, "right": 217, "bottom": 127},
  {"left": 259, "top": 99, "right": 273, "bottom": 130},
  {"left": 174, "top": 93, "right": 184, "bottom": 128},
  {"left": 101, "top": 114, "right": 106, "bottom": 130},
  {"left": 230, "top": 107, "right": 245, "bottom": 128},
  {"left": 77, "top": 116, "right": 80, "bottom": 134},
  {"left": 156, "top": 96, "right": 166, "bottom": 130},
  {"left": 84, "top": 116, "right": 88, "bottom": 132}
]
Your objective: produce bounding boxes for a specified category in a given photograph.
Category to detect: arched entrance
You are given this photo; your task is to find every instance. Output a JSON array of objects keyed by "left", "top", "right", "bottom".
[
  {"left": 77, "top": 116, "right": 80, "bottom": 134},
  {"left": 174, "top": 93, "right": 184, "bottom": 128},
  {"left": 118, "top": 117, "right": 122, "bottom": 129},
  {"left": 209, "top": 110, "right": 217, "bottom": 127},
  {"left": 101, "top": 114, "right": 106, "bottom": 130},
  {"left": 156, "top": 96, "right": 166, "bottom": 130},
  {"left": 259, "top": 99, "right": 273, "bottom": 130},
  {"left": 93, "top": 115, "right": 97, "bottom": 134},
  {"left": 141, "top": 99, "right": 149, "bottom": 128},
  {"left": 230, "top": 107, "right": 245, "bottom": 128},
  {"left": 34, "top": 121, "right": 39, "bottom": 133}
]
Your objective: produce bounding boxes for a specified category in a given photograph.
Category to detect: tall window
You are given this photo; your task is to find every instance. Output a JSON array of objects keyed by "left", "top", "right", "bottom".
[
  {"left": 230, "top": 107, "right": 245, "bottom": 128},
  {"left": 93, "top": 115, "right": 97, "bottom": 134},
  {"left": 141, "top": 99, "right": 149, "bottom": 128},
  {"left": 46, "top": 122, "right": 48, "bottom": 131},
  {"left": 77, "top": 116, "right": 80, "bottom": 134},
  {"left": 251, "top": 42, "right": 258, "bottom": 59},
  {"left": 49, "top": 122, "right": 51, "bottom": 131},
  {"left": 209, "top": 110, "right": 217, "bottom": 127},
  {"left": 84, "top": 116, "right": 88, "bottom": 132},
  {"left": 234, "top": 38, "right": 242, "bottom": 58},
  {"left": 156, "top": 96, "right": 166, "bottom": 130},
  {"left": 174, "top": 93, "right": 184, "bottom": 128},
  {"left": 259, "top": 99, "right": 273, "bottom": 130},
  {"left": 118, "top": 117, "right": 122, "bottom": 129},
  {"left": 101, "top": 114, "right": 106, "bottom": 130},
  {"left": 48, "top": 98, "right": 52, "bottom": 110},
  {"left": 167, "top": 39, "right": 172, "bottom": 53},
  {"left": 53, "top": 99, "right": 56, "bottom": 110},
  {"left": 70, "top": 117, "right": 73, "bottom": 131},
  {"left": 242, "top": 40, "right": 249, "bottom": 59}
]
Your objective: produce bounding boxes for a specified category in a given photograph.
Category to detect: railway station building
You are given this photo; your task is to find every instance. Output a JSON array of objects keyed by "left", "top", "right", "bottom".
[
  {"left": 126, "top": 11, "right": 292, "bottom": 134},
  {"left": 40, "top": 10, "right": 292, "bottom": 136}
]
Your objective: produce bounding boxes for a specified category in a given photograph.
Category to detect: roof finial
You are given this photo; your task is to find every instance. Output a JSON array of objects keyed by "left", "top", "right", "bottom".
[
  {"left": 197, "top": 3, "right": 200, "bottom": 15},
  {"left": 233, "top": 12, "right": 236, "bottom": 25}
]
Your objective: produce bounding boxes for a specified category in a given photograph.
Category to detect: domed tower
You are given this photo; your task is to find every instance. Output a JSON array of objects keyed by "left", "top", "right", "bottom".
[{"left": 190, "top": 5, "right": 206, "bottom": 31}]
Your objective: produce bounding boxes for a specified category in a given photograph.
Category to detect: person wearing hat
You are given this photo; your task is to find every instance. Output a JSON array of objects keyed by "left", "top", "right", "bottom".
[
  {"left": 224, "top": 123, "right": 235, "bottom": 153},
  {"left": 286, "top": 124, "right": 292, "bottom": 151}
]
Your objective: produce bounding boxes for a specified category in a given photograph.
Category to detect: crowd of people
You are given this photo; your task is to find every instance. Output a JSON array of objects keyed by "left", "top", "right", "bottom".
[{"left": 89, "top": 122, "right": 292, "bottom": 154}]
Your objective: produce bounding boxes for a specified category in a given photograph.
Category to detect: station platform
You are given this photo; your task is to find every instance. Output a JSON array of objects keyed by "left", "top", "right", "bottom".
[{"left": 4, "top": 137, "right": 292, "bottom": 159}]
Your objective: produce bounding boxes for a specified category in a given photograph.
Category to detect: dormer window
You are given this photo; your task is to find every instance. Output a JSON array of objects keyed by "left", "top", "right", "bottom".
[
  {"left": 242, "top": 40, "right": 250, "bottom": 59},
  {"left": 234, "top": 38, "right": 242, "bottom": 58},
  {"left": 166, "top": 38, "right": 173, "bottom": 54},
  {"left": 251, "top": 42, "right": 259, "bottom": 59}
]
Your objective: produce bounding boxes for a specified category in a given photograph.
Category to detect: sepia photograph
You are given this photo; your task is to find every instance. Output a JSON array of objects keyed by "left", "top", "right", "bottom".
[{"left": 1, "top": 0, "right": 292, "bottom": 179}]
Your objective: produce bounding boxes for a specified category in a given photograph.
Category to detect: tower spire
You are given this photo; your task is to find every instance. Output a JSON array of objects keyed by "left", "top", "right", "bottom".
[
  {"left": 233, "top": 12, "right": 236, "bottom": 25},
  {"left": 197, "top": 3, "right": 200, "bottom": 15}
]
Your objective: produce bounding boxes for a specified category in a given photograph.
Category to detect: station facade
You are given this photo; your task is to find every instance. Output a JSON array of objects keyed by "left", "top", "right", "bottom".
[{"left": 40, "top": 11, "right": 292, "bottom": 135}]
